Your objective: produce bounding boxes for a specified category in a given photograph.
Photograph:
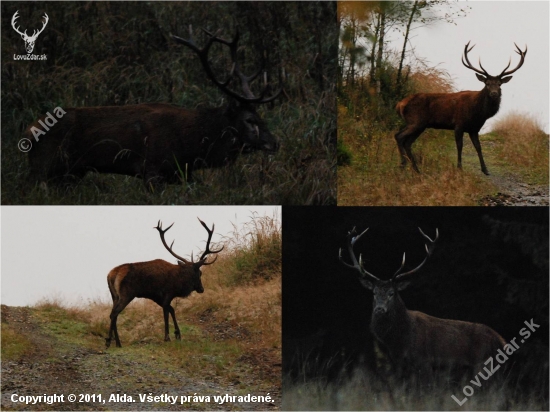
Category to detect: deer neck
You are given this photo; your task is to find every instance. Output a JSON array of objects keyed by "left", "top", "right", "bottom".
[
  {"left": 370, "top": 297, "right": 412, "bottom": 355},
  {"left": 477, "top": 87, "right": 501, "bottom": 120}
]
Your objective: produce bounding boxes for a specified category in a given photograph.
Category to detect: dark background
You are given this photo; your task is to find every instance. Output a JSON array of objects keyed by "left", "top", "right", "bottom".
[{"left": 282, "top": 206, "right": 548, "bottom": 394}]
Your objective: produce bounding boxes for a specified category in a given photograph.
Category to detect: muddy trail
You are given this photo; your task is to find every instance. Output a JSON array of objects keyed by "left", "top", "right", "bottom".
[
  {"left": 1, "top": 305, "right": 280, "bottom": 411},
  {"left": 480, "top": 172, "right": 549, "bottom": 206},
  {"left": 461, "top": 140, "right": 549, "bottom": 207}
]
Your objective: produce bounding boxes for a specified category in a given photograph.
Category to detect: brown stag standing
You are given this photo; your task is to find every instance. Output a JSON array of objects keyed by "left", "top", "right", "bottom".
[
  {"left": 106, "top": 218, "right": 223, "bottom": 348},
  {"left": 26, "top": 27, "right": 281, "bottom": 188},
  {"left": 395, "top": 42, "right": 527, "bottom": 175},
  {"left": 339, "top": 226, "right": 506, "bottom": 376}
]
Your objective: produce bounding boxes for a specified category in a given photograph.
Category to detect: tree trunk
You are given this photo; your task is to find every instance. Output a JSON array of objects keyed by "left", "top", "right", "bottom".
[{"left": 396, "top": 0, "right": 419, "bottom": 98}]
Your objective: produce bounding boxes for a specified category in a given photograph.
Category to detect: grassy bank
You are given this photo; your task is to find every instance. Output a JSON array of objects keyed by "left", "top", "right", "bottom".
[{"left": 337, "top": 106, "right": 548, "bottom": 206}]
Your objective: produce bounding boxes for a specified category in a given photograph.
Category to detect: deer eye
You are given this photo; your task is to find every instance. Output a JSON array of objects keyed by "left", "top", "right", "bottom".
[{"left": 388, "top": 290, "right": 394, "bottom": 297}]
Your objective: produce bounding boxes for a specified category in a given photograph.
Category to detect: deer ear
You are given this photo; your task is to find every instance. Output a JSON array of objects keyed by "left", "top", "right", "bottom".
[
  {"left": 359, "top": 278, "right": 375, "bottom": 290},
  {"left": 500, "top": 76, "right": 513, "bottom": 84},
  {"left": 475, "top": 73, "right": 487, "bottom": 83},
  {"left": 397, "top": 281, "right": 410, "bottom": 291}
]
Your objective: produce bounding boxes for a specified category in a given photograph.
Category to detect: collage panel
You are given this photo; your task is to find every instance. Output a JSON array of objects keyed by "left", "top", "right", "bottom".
[
  {"left": 1, "top": 2, "right": 337, "bottom": 205},
  {"left": 2, "top": 206, "right": 281, "bottom": 409},
  {"left": 337, "top": 1, "right": 548, "bottom": 206},
  {"left": 282, "top": 206, "right": 549, "bottom": 410}
]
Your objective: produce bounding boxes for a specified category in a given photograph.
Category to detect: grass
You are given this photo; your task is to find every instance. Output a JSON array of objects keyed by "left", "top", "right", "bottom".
[
  {"left": 491, "top": 111, "right": 549, "bottom": 185},
  {"left": 337, "top": 104, "right": 495, "bottom": 206},
  {"left": 283, "top": 372, "right": 546, "bottom": 410},
  {"left": 337, "top": 107, "right": 548, "bottom": 206},
  {"left": 1, "top": 323, "right": 33, "bottom": 361}
]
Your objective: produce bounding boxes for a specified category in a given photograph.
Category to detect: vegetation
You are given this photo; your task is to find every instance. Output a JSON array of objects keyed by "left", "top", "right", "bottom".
[
  {"left": 337, "top": 2, "right": 547, "bottom": 206},
  {"left": 1, "top": 214, "right": 281, "bottom": 410},
  {"left": 1, "top": 2, "right": 336, "bottom": 205}
]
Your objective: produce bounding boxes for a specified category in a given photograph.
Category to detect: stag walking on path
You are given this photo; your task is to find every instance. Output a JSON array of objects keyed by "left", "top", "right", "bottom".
[{"left": 395, "top": 42, "right": 527, "bottom": 175}]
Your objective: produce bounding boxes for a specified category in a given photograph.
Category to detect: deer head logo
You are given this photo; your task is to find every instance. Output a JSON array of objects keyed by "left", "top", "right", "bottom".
[{"left": 11, "top": 11, "right": 49, "bottom": 54}]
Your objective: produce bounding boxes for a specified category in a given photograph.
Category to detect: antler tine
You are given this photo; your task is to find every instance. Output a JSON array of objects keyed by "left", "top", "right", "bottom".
[
  {"left": 197, "top": 217, "right": 224, "bottom": 264},
  {"left": 339, "top": 227, "right": 381, "bottom": 282},
  {"left": 11, "top": 11, "right": 26, "bottom": 37},
  {"left": 155, "top": 221, "right": 191, "bottom": 263},
  {"left": 174, "top": 25, "right": 282, "bottom": 105},
  {"left": 393, "top": 228, "right": 438, "bottom": 281},
  {"left": 462, "top": 41, "right": 489, "bottom": 76},
  {"left": 499, "top": 43, "right": 527, "bottom": 78}
]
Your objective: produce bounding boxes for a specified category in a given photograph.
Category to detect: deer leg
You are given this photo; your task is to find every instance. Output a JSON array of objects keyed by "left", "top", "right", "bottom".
[
  {"left": 454, "top": 129, "right": 464, "bottom": 170},
  {"left": 167, "top": 305, "right": 181, "bottom": 340},
  {"left": 401, "top": 128, "right": 425, "bottom": 173},
  {"left": 394, "top": 127, "right": 410, "bottom": 168},
  {"left": 107, "top": 296, "right": 133, "bottom": 348},
  {"left": 162, "top": 306, "right": 171, "bottom": 341},
  {"left": 468, "top": 132, "right": 490, "bottom": 175}
]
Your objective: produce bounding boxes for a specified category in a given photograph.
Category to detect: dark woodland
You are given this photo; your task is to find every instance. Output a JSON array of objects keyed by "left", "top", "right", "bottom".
[{"left": 1, "top": 2, "right": 337, "bottom": 205}]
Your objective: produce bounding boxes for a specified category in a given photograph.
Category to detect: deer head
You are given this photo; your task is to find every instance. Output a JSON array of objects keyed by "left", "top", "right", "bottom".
[
  {"left": 155, "top": 218, "right": 224, "bottom": 293},
  {"left": 339, "top": 227, "right": 439, "bottom": 318},
  {"left": 11, "top": 11, "right": 49, "bottom": 54},
  {"left": 462, "top": 41, "right": 527, "bottom": 100},
  {"left": 172, "top": 26, "right": 282, "bottom": 153}
]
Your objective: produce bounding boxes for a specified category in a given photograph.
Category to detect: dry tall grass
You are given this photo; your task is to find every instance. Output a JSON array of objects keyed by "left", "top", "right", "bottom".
[
  {"left": 337, "top": 104, "right": 494, "bottom": 206},
  {"left": 491, "top": 112, "right": 549, "bottom": 183}
]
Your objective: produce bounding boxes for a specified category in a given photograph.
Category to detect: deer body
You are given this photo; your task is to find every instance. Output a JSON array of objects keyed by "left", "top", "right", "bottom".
[
  {"left": 370, "top": 292, "right": 505, "bottom": 370},
  {"left": 27, "top": 27, "right": 281, "bottom": 188},
  {"left": 340, "top": 227, "right": 505, "bottom": 375},
  {"left": 106, "top": 218, "right": 223, "bottom": 348},
  {"left": 107, "top": 259, "right": 202, "bottom": 346},
  {"left": 395, "top": 42, "right": 526, "bottom": 175},
  {"left": 27, "top": 103, "right": 276, "bottom": 185}
]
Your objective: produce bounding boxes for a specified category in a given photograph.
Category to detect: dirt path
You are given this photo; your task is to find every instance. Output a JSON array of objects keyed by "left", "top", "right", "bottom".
[
  {"left": 479, "top": 172, "right": 549, "bottom": 206},
  {"left": 1, "top": 305, "right": 280, "bottom": 411},
  {"left": 461, "top": 140, "right": 548, "bottom": 206}
]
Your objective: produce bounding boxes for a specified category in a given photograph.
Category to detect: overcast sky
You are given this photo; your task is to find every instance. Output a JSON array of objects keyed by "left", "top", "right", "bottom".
[
  {"left": 1, "top": 206, "right": 280, "bottom": 307},
  {"left": 386, "top": 0, "right": 549, "bottom": 132}
]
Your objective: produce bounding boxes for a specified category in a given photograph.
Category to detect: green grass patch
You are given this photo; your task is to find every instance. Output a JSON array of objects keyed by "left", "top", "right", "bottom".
[{"left": 1, "top": 323, "right": 33, "bottom": 361}]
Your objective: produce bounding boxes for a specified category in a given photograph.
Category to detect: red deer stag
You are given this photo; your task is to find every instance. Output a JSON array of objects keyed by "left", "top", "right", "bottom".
[
  {"left": 339, "top": 226, "right": 505, "bottom": 375},
  {"left": 26, "top": 27, "right": 281, "bottom": 188},
  {"left": 106, "top": 218, "right": 223, "bottom": 348},
  {"left": 395, "top": 42, "right": 527, "bottom": 175}
]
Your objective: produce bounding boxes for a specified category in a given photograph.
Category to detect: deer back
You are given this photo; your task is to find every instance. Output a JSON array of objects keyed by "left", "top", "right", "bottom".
[{"left": 107, "top": 259, "right": 201, "bottom": 302}]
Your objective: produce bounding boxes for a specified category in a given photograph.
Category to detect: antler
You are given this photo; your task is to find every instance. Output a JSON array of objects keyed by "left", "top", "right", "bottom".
[
  {"left": 462, "top": 41, "right": 490, "bottom": 77},
  {"left": 172, "top": 25, "right": 282, "bottom": 105},
  {"left": 339, "top": 227, "right": 381, "bottom": 283},
  {"left": 498, "top": 43, "right": 527, "bottom": 78},
  {"left": 196, "top": 218, "right": 224, "bottom": 266},
  {"left": 155, "top": 221, "right": 192, "bottom": 264},
  {"left": 392, "top": 228, "right": 439, "bottom": 281},
  {"left": 11, "top": 11, "right": 26, "bottom": 37},
  {"left": 11, "top": 11, "right": 48, "bottom": 40}
]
